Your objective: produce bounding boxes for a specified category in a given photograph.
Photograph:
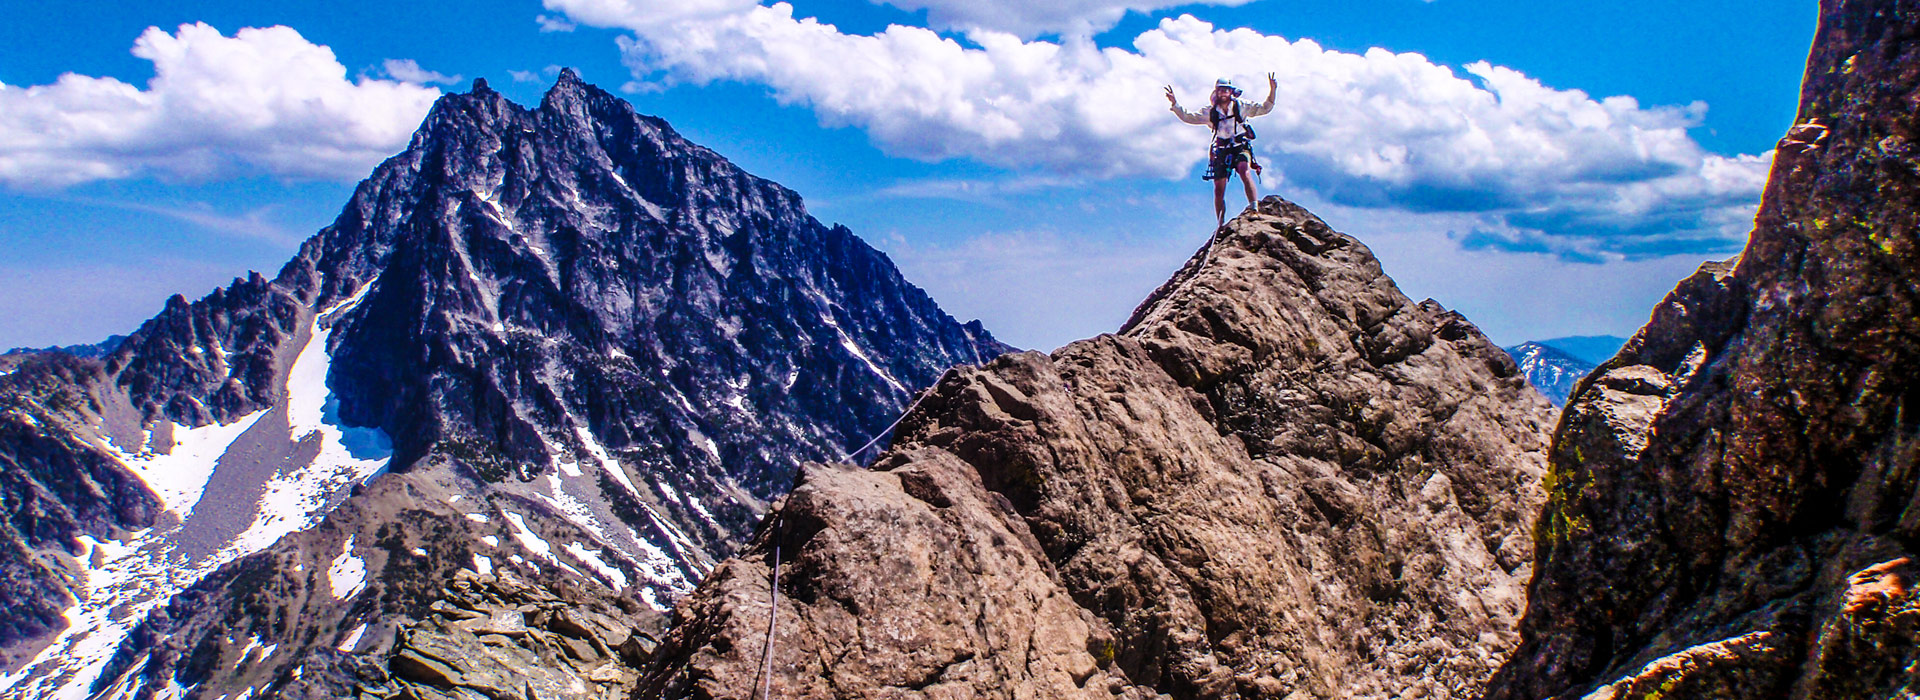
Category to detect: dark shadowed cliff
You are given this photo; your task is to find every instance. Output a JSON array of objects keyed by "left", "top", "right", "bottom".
[{"left": 1485, "top": 0, "right": 1920, "bottom": 697}]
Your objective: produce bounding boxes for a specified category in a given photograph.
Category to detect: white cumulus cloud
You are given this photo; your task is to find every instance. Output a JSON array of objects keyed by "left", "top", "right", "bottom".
[
  {"left": 0, "top": 23, "right": 442, "bottom": 188},
  {"left": 550, "top": 2, "right": 1771, "bottom": 258},
  {"left": 544, "top": 0, "right": 762, "bottom": 28},
  {"left": 867, "top": 0, "right": 1258, "bottom": 38}
]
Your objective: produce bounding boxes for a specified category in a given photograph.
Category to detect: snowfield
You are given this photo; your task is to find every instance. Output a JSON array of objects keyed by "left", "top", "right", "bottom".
[{"left": 1, "top": 287, "right": 394, "bottom": 699}]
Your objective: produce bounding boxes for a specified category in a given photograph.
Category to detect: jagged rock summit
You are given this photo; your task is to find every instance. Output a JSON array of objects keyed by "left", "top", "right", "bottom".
[
  {"left": 639, "top": 197, "right": 1556, "bottom": 699},
  {"left": 0, "top": 70, "right": 1006, "bottom": 697},
  {"left": 1486, "top": 0, "right": 1920, "bottom": 697}
]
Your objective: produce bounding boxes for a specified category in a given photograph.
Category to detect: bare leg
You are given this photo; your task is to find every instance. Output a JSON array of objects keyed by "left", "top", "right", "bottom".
[
  {"left": 1213, "top": 177, "right": 1228, "bottom": 226},
  {"left": 1237, "top": 161, "right": 1257, "bottom": 209}
]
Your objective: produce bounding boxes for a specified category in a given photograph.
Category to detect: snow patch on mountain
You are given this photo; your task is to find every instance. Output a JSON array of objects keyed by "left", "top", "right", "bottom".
[
  {"left": 537, "top": 473, "right": 603, "bottom": 538},
  {"left": 336, "top": 623, "right": 368, "bottom": 652},
  {"left": 1503, "top": 341, "right": 1597, "bottom": 407},
  {"left": 108, "top": 412, "right": 269, "bottom": 516},
  {"left": 564, "top": 542, "right": 628, "bottom": 590},
  {"left": 0, "top": 532, "right": 155, "bottom": 700},
  {"left": 1, "top": 290, "right": 398, "bottom": 698},
  {"left": 226, "top": 289, "right": 391, "bottom": 555},
  {"left": 502, "top": 509, "right": 553, "bottom": 561},
  {"left": 328, "top": 536, "right": 367, "bottom": 601},
  {"left": 573, "top": 424, "right": 639, "bottom": 497}
]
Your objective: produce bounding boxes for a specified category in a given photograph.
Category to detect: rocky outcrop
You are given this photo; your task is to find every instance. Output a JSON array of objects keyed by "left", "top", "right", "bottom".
[
  {"left": 1484, "top": 0, "right": 1920, "bottom": 697},
  {"left": 364, "top": 569, "right": 655, "bottom": 700},
  {"left": 110, "top": 272, "right": 304, "bottom": 426},
  {"left": 640, "top": 197, "right": 1555, "bottom": 699}
]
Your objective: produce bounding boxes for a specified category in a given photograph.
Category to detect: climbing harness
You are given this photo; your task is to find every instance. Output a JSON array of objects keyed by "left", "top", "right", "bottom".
[
  {"left": 1203, "top": 101, "right": 1263, "bottom": 182},
  {"left": 1206, "top": 136, "right": 1262, "bottom": 182}
]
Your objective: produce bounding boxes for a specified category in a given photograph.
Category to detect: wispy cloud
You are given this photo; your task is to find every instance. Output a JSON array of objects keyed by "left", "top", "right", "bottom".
[
  {"left": 25, "top": 193, "right": 299, "bottom": 245},
  {"left": 381, "top": 58, "right": 462, "bottom": 85},
  {"left": 1294, "top": 197, "right": 1730, "bottom": 345},
  {"left": 881, "top": 227, "right": 1197, "bottom": 350},
  {"left": 0, "top": 258, "right": 241, "bottom": 350},
  {"left": 872, "top": 174, "right": 1080, "bottom": 204},
  {"left": 510, "top": 65, "right": 568, "bottom": 84}
]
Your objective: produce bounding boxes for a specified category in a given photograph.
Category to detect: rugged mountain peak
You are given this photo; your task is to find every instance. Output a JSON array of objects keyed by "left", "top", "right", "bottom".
[
  {"left": 544, "top": 66, "right": 590, "bottom": 102},
  {"left": 1, "top": 71, "right": 1006, "bottom": 697},
  {"left": 107, "top": 269, "right": 302, "bottom": 425},
  {"left": 1485, "top": 0, "right": 1920, "bottom": 696},
  {"left": 640, "top": 197, "right": 1554, "bottom": 698}
]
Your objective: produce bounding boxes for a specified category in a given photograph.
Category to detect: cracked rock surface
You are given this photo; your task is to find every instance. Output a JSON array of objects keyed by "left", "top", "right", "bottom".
[{"left": 356, "top": 570, "right": 655, "bottom": 700}]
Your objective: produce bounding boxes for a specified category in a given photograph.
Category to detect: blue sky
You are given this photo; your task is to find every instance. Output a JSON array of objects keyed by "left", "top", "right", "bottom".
[{"left": 0, "top": 0, "right": 1814, "bottom": 351}]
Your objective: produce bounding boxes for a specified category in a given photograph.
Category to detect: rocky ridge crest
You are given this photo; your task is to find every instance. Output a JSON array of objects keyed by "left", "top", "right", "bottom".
[{"left": 639, "top": 198, "right": 1555, "bottom": 699}]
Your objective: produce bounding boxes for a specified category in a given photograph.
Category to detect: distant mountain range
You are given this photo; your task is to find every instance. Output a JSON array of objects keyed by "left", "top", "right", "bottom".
[
  {"left": 2, "top": 335, "right": 127, "bottom": 360},
  {"left": 1528, "top": 335, "right": 1627, "bottom": 366},
  {"left": 1502, "top": 335, "right": 1625, "bottom": 406}
]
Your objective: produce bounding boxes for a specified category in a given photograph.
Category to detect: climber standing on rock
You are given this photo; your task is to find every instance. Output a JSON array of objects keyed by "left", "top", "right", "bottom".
[{"left": 1166, "top": 73, "right": 1278, "bottom": 226}]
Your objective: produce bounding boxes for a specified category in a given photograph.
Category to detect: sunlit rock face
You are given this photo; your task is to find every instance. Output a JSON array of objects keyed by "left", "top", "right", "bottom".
[{"left": 641, "top": 197, "right": 1556, "bottom": 699}]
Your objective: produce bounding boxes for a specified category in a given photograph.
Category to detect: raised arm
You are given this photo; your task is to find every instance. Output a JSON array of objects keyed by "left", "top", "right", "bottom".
[
  {"left": 1166, "top": 85, "right": 1209, "bottom": 125},
  {"left": 1243, "top": 72, "right": 1278, "bottom": 118}
]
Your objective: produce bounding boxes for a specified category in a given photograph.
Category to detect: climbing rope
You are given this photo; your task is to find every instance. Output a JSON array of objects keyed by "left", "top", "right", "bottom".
[
  {"left": 845, "top": 387, "right": 933, "bottom": 462},
  {"left": 753, "top": 387, "right": 934, "bottom": 698},
  {"left": 758, "top": 540, "right": 781, "bottom": 700}
]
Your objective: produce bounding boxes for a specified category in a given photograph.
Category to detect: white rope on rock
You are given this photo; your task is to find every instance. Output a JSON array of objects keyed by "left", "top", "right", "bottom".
[
  {"left": 756, "top": 385, "right": 938, "bottom": 698},
  {"left": 846, "top": 387, "right": 934, "bottom": 462},
  {"left": 758, "top": 541, "right": 781, "bottom": 700}
]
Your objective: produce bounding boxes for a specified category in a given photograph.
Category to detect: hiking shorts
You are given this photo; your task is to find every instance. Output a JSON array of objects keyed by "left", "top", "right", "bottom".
[{"left": 1205, "top": 140, "right": 1252, "bottom": 181}]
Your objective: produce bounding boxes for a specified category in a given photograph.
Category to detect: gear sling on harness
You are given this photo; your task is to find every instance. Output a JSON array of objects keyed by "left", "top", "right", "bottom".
[{"left": 1204, "top": 101, "right": 1261, "bottom": 181}]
